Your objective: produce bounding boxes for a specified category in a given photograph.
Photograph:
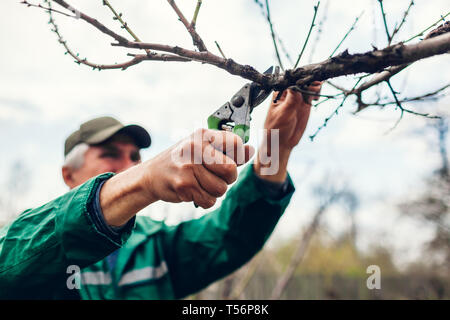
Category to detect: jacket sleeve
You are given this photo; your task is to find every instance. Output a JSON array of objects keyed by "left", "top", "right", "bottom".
[
  {"left": 0, "top": 173, "right": 134, "bottom": 299},
  {"left": 159, "top": 163, "right": 295, "bottom": 299}
]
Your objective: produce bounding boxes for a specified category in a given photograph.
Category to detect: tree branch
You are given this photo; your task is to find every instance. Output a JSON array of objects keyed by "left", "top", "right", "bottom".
[
  {"left": 359, "top": 83, "right": 450, "bottom": 109},
  {"left": 353, "top": 21, "right": 450, "bottom": 112},
  {"left": 293, "top": 1, "right": 320, "bottom": 68},
  {"left": 191, "top": 0, "right": 202, "bottom": 29},
  {"left": 253, "top": 0, "right": 293, "bottom": 66},
  {"left": 42, "top": 0, "right": 190, "bottom": 70},
  {"left": 269, "top": 31, "right": 450, "bottom": 90},
  {"left": 390, "top": 0, "right": 415, "bottom": 44},
  {"left": 378, "top": 0, "right": 392, "bottom": 44},
  {"left": 20, "top": 0, "right": 77, "bottom": 18},
  {"left": 166, "top": 0, "right": 207, "bottom": 51},
  {"left": 310, "top": 78, "right": 363, "bottom": 141},
  {"left": 265, "top": 0, "right": 284, "bottom": 70},
  {"left": 329, "top": 11, "right": 364, "bottom": 58},
  {"left": 102, "top": 0, "right": 142, "bottom": 43},
  {"left": 52, "top": 0, "right": 130, "bottom": 44},
  {"left": 116, "top": 30, "right": 450, "bottom": 90},
  {"left": 30, "top": 2, "right": 450, "bottom": 91},
  {"left": 404, "top": 11, "right": 450, "bottom": 43}
]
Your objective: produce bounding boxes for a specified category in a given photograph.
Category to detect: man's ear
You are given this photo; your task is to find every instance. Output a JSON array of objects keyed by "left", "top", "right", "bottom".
[{"left": 62, "top": 166, "right": 76, "bottom": 189}]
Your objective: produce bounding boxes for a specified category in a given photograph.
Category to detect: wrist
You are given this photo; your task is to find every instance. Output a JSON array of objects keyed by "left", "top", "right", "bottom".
[
  {"left": 140, "top": 159, "right": 160, "bottom": 203},
  {"left": 278, "top": 146, "right": 292, "bottom": 163},
  {"left": 100, "top": 162, "right": 157, "bottom": 227},
  {"left": 253, "top": 145, "right": 291, "bottom": 183}
]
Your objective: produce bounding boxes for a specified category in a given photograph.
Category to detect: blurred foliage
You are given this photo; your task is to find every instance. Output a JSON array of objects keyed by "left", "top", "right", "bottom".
[
  {"left": 399, "top": 119, "right": 449, "bottom": 276},
  {"left": 272, "top": 232, "right": 395, "bottom": 278},
  {"left": 189, "top": 119, "right": 450, "bottom": 300},
  {"left": 193, "top": 230, "right": 449, "bottom": 299}
]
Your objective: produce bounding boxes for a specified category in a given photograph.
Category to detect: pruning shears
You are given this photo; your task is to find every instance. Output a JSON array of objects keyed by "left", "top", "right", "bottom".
[{"left": 207, "top": 66, "right": 278, "bottom": 143}]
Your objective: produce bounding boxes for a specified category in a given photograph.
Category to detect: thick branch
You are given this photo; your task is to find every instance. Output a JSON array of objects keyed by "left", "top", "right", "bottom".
[
  {"left": 116, "top": 31, "right": 450, "bottom": 89},
  {"left": 40, "top": 2, "right": 450, "bottom": 91},
  {"left": 356, "top": 64, "right": 408, "bottom": 93},
  {"left": 271, "top": 31, "right": 450, "bottom": 90},
  {"left": 353, "top": 22, "right": 450, "bottom": 112},
  {"left": 113, "top": 40, "right": 265, "bottom": 82}
]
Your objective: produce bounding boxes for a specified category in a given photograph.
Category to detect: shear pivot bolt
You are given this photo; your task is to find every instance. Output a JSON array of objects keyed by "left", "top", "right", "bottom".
[{"left": 232, "top": 95, "right": 245, "bottom": 108}]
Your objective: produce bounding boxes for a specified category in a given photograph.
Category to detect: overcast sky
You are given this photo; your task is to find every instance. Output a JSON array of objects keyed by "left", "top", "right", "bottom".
[{"left": 1, "top": 0, "right": 449, "bottom": 267}]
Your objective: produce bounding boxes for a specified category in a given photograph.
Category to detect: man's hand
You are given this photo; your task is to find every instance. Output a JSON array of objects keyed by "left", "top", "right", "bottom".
[
  {"left": 254, "top": 82, "right": 322, "bottom": 182},
  {"left": 143, "top": 129, "right": 254, "bottom": 208},
  {"left": 100, "top": 129, "right": 254, "bottom": 226}
]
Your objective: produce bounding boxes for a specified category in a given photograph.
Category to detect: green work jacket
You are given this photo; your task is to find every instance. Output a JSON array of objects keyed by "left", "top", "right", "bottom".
[{"left": 0, "top": 164, "right": 294, "bottom": 299}]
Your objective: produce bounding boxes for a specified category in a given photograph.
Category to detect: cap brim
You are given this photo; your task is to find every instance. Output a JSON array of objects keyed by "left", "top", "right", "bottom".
[
  {"left": 85, "top": 124, "right": 151, "bottom": 149},
  {"left": 118, "top": 125, "right": 152, "bottom": 149}
]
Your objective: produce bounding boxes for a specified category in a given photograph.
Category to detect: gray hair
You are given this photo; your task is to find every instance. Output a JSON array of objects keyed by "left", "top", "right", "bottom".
[{"left": 63, "top": 143, "right": 89, "bottom": 170}]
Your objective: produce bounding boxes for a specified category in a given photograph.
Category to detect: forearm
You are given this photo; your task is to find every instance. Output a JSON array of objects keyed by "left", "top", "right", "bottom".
[
  {"left": 0, "top": 173, "right": 132, "bottom": 298},
  {"left": 100, "top": 162, "right": 157, "bottom": 227}
]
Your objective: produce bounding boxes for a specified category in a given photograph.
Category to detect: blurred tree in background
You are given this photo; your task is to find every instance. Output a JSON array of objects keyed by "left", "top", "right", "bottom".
[
  {"left": 400, "top": 119, "right": 449, "bottom": 277},
  {"left": 190, "top": 126, "right": 450, "bottom": 299},
  {"left": 0, "top": 161, "right": 31, "bottom": 227}
]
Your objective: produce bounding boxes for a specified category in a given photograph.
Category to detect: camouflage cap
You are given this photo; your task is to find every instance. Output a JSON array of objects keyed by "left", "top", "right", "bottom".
[{"left": 64, "top": 116, "right": 151, "bottom": 156}]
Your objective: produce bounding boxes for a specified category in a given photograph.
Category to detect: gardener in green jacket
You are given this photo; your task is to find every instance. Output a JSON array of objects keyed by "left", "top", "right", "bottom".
[{"left": 0, "top": 84, "right": 321, "bottom": 299}]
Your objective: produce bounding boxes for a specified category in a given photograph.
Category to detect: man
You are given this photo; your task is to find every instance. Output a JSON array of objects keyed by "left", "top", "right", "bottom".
[{"left": 0, "top": 84, "right": 321, "bottom": 299}]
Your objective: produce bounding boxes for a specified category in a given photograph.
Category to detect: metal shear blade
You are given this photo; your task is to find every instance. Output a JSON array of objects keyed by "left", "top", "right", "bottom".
[{"left": 207, "top": 66, "right": 276, "bottom": 143}]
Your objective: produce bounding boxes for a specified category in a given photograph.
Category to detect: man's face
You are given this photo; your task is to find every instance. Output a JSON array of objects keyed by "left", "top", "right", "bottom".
[{"left": 63, "top": 134, "right": 141, "bottom": 189}]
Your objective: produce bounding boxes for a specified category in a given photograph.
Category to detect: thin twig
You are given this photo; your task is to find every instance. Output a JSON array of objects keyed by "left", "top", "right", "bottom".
[
  {"left": 325, "top": 80, "right": 349, "bottom": 93},
  {"left": 308, "top": 0, "right": 330, "bottom": 63},
  {"left": 166, "top": 0, "right": 207, "bottom": 51},
  {"left": 276, "top": 34, "right": 294, "bottom": 66},
  {"left": 386, "top": 79, "right": 403, "bottom": 112},
  {"left": 378, "top": 0, "right": 392, "bottom": 44},
  {"left": 309, "top": 78, "right": 363, "bottom": 141},
  {"left": 386, "top": 80, "right": 442, "bottom": 119},
  {"left": 45, "top": 0, "right": 188, "bottom": 70},
  {"left": 404, "top": 11, "right": 450, "bottom": 43},
  {"left": 390, "top": 0, "right": 415, "bottom": 44},
  {"left": 289, "top": 86, "right": 340, "bottom": 99},
  {"left": 371, "top": 0, "right": 379, "bottom": 47},
  {"left": 52, "top": 0, "right": 130, "bottom": 44},
  {"left": 20, "top": 0, "right": 77, "bottom": 18},
  {"left": 191, "top": 0, "right": 202, "bottom": 28},
  {"left": 253, "top": 0, "right": 292, "bottom": 66},
  {"left": 265, "top": 0, "right": 284, "bottom": 70},
  {"left": 313, "top": 95, "right": 344, "bottom": 108},
  {"left": 329, "top": 11, "right": 364, "bottom": 58},
  {"left": 214, "top": 41, "right": 226, "bottom": 59},
  {"left": 102, "top": 0, "right": 156, "bottom": 60},
  {"left": 384, "top": 80, "right": 441, "bottom": 134},
  {"left": 294, "top": 1, "right": 320, "bottom": 69},
  {"left": 102, "top": 0, "right": 141, "bottom": 42},
  {"left": 364, "top": 84, "right": 450, "bottom": 108}
]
